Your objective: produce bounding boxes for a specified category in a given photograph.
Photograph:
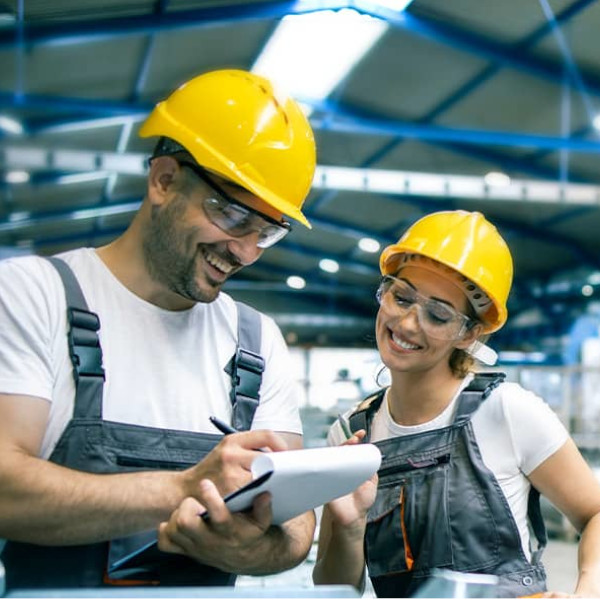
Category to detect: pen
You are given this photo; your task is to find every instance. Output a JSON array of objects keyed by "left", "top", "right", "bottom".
[
  {"left": 209, "top": 416, "right": 265, "bottom": 452},
  {"left": 337, "top": 413, "right": 353, "bottom": 440},
  {"left": 209, "top": 416, "right": 238, "bottom": 435},
  {"left": 199, "top": 416, "right": 239, "bottom": 522}
]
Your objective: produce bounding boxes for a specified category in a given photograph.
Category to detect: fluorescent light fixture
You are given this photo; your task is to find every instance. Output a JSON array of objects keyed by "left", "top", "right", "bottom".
[
  {"left": 102, "top": 152, "right": 146, "bottom": 175},
  {"left": 5, "top": 147, "right": 47, "bottom": 169},
  {"left": 358, "top": 238, "right": 381, "bottom": 253},
  {"left": 252, "top": 9, "right": 388, "bottom": 108},
  {"left": 593, "top": 114, "right": 600, "bottom": 132},
  {"left": 319, "top": 258, "right": 340, "bottom": 273},
  {"left": 484, "top": 171, "right": 511, "bottom": 187},
  {"left": 53, "top": 150, "right": 96, "bottom": 172},
  {"left": 5, "top": 170, "right": 29, "bottom": 184},
  {"left": 499, "top": 351, "right": 547, "bottom": 363},
  {"left": 8, "top": 211, "right": 30, "bottom": 222},
  {"left": 41, "top": 115, "right": 145, "bottom": 135},
  {"left": 56, "top": 172, "right": 110, "bottom": 185},
  {"left": 0, "top": 3, "right": 17, "bottom": 27},
  {"left": 547, "top": 281, "right": 570, "bottom": 293},
  {"left": 70, "top": 201, "right": 141, "bottom": 221},
  {"left": 0, "top": 115, "right": 24, "bottom": 135},
  {"left": 286, "top": 275, "right": 306, "bottom": 290}
]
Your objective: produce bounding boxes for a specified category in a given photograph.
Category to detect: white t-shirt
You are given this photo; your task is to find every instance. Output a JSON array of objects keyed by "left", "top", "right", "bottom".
[
  {"left": 0, "top": 249, "right": 302, "bottom": 459},
  {"left": 328, "top": 375, "right": 569, "bottom": 560}
]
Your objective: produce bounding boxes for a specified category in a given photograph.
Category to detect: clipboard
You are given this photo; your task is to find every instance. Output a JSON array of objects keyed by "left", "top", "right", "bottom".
[
  {"left": 199, "top": 470, "right": 273, "bottom": 521},
  {"left": 205, "top": 443, "right": 382, "bottom": 525},
  {"left": 108, "top": 444, "right": 381, "bottom": 575}
]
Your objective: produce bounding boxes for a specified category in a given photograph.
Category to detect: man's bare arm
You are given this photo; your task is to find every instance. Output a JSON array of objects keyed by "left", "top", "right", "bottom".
[{"left": 0, "top": 393, "right": 287, "bottom": 545}]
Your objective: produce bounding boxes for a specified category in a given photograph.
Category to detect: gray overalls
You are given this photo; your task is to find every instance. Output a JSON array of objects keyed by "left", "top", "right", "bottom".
[
  {"left": 2, "top": 257, "right": 265, "bottom": 590},
  {"left": 349, "top": 373, "right": 548, "bottom": 598}
]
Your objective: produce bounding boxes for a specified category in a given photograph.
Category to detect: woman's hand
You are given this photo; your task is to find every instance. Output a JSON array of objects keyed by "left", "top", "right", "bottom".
[{"left": 326, "top": 429, "right": 378, "bottom": 529}]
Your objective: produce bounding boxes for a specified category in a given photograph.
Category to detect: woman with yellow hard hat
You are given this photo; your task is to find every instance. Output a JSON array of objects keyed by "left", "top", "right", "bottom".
[{"left": 313, "top": 210, "right": 600, "bottom": 597}]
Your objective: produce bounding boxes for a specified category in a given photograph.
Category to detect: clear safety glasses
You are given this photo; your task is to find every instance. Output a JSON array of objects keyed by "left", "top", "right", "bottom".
[
  {"left": 376, "top": 275, "right": 473, "bottom": 341},
  {"left": 178, "top": 161, "right": 291, "bottom": 249}
]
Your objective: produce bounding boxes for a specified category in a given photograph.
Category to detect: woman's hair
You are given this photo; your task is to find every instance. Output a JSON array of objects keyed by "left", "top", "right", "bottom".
[
  {"left": 449, "top": 302, "right": 486, "bottom": 378},
  {"left": 449, "top": 348, "right": 475, "bottom": 378}
]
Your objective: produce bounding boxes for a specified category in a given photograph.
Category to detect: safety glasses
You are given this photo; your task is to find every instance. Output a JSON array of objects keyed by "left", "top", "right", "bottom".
[
  {"left": 178, "top": 161, "right": 291, "bottom": 249},
  {"left": 376, "top": 275, "right": 473, "bottom": 341}
]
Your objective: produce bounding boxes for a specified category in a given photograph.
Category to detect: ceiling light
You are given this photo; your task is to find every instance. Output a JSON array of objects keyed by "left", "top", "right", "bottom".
[
  {"left": 0, "top": 3, "right": 15, "bottom": 27},
  {"left": 252, "top": 9, "right": 388, "bottom": 110},
  {"left": 484, "top": 171, "right": 511, "bottom": 187},
  {"left": 358, "top": 238, "right": 381, "bottom": 253},
  {"left": 287, "top": 275, "right": 306, "bottom": 290},
  {"left": 5, "top": 170, "right": 29, "bottom": 184},
  {"left": 593, "top": 114, "right": 600, "bottom": 132},
  {"left": 56, "top": 172, "right": 110, "bottom": 185},
  {"left": 0, "top": 115, "right": 24, "bottom": 135},
  {"left": 582, "top": 284, "right": 594, "bottom": 297},
  {"left": 41, "top": 116, "right": 144, "bottom": 134},
  {"left": 8, "top": 211, "right": 30, "bottom": 222},
  {"left": 319, "top": 258, "right": 339, "bottom": 273}
]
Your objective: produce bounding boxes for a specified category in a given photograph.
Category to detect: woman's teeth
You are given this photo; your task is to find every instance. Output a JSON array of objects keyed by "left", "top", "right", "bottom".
[{"left": 392, "top": 333, "right": 419, "bottom": 350}]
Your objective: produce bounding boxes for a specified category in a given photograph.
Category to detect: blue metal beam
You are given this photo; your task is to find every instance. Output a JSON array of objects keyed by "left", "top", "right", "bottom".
[
  {"left": 359, "top": 2, "right": 600, "bottom": 95},
  {"left": 2, "top": 0, "right": 600, "bottom": 97},
  {"left": 355, "top": 0, "right": 598, "bottom": 162},
  {"left": 0, "top": 1, "right": 346, "bottom": 48},
  {"left": 310, "top": 109, "right": 600, "bottom": 153},
  {"left": 0, "top": 92, "right": 151, "bottom": 116},
  {"left": 432, "top": 141, "right": 593, "bottom": 183},
  {"left": 4, "top": 93, "right": 600, "bottom": 153}
]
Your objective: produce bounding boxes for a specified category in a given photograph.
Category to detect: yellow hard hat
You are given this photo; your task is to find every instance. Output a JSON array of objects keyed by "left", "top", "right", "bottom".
[
  {"left": 139, "top": 69, "right": 316, "bottom": 227},
  {"left": 380, "top": 210, "right": 513, "bottom": 333}
]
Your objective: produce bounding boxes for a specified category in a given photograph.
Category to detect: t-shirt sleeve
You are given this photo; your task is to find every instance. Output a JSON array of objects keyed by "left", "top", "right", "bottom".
[
  {"left": 500, "top": 382, "right": 569, "bottom": 475},
  {"left": 249, "top": 313, "right": 303, "bottom": 435},
  {"left": 0, "top": 257, "right": 61, "bottom": 401}
]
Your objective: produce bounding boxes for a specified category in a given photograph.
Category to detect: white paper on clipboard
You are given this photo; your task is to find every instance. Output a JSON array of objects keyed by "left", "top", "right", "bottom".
[{"left": 205, "top": 443, "right": 382, "bottom": 525}]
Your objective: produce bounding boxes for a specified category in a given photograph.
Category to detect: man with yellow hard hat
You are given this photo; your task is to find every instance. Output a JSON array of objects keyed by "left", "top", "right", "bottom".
[{"left": 0, "top": 69, "right": 317, "bottom": 590}]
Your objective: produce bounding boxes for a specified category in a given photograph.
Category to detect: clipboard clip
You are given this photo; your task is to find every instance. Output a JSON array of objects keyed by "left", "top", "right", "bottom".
[{"left": 199, "top": 470, "right": 274, "bottom": 521}]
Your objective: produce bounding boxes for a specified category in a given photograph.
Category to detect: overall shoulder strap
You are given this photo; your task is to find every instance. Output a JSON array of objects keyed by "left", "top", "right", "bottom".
[
  {"left": 45, "top": 256, "right": 105, "bottom": 420},
  {"left": 348, "top": 389, "right": 386, "bottom": 439},
  {"left": 527, "top": 486, "right": 548, "bottom": 564},
  {"left": 454, "top": 372, "right": 506, "bottom": 423},
  {"left": 228, "top": 301, "right": 265, "bottom": 431}
]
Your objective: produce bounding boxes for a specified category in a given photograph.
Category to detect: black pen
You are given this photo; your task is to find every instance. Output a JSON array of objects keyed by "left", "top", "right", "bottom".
[
  {"left": 209, "top": 415, "right": 238, "bottom": 435},
  {"left": 198, "top": 416, "right": 238, "bottom": 523},
  {"left": 209, "top": 415, "right": 266, "bottom": 452}
]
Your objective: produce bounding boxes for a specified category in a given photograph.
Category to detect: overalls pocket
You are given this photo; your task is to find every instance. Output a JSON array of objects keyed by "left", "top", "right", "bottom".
[
  {"left": 446, "top": 460, "right": 501, "bottom": 571},
  {"left": 365, "top": 454, "right": 453, "bottom": 577}
]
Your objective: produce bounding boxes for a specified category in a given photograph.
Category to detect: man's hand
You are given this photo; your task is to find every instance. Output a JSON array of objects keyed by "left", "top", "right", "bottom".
[
  {"left": 180, "top": 429, "right": 288, "bottom": 498},
  {"left": 158, "top": 479, "right": 272, "bottom": 573},
  {"left": 158, "top": 478, "right": 315, "bottom": 575}
]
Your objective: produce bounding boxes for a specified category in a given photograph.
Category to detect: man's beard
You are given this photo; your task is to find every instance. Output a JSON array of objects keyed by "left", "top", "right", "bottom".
[{"left": 142, "top": 197, "right": 221, "bottom": 304}]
